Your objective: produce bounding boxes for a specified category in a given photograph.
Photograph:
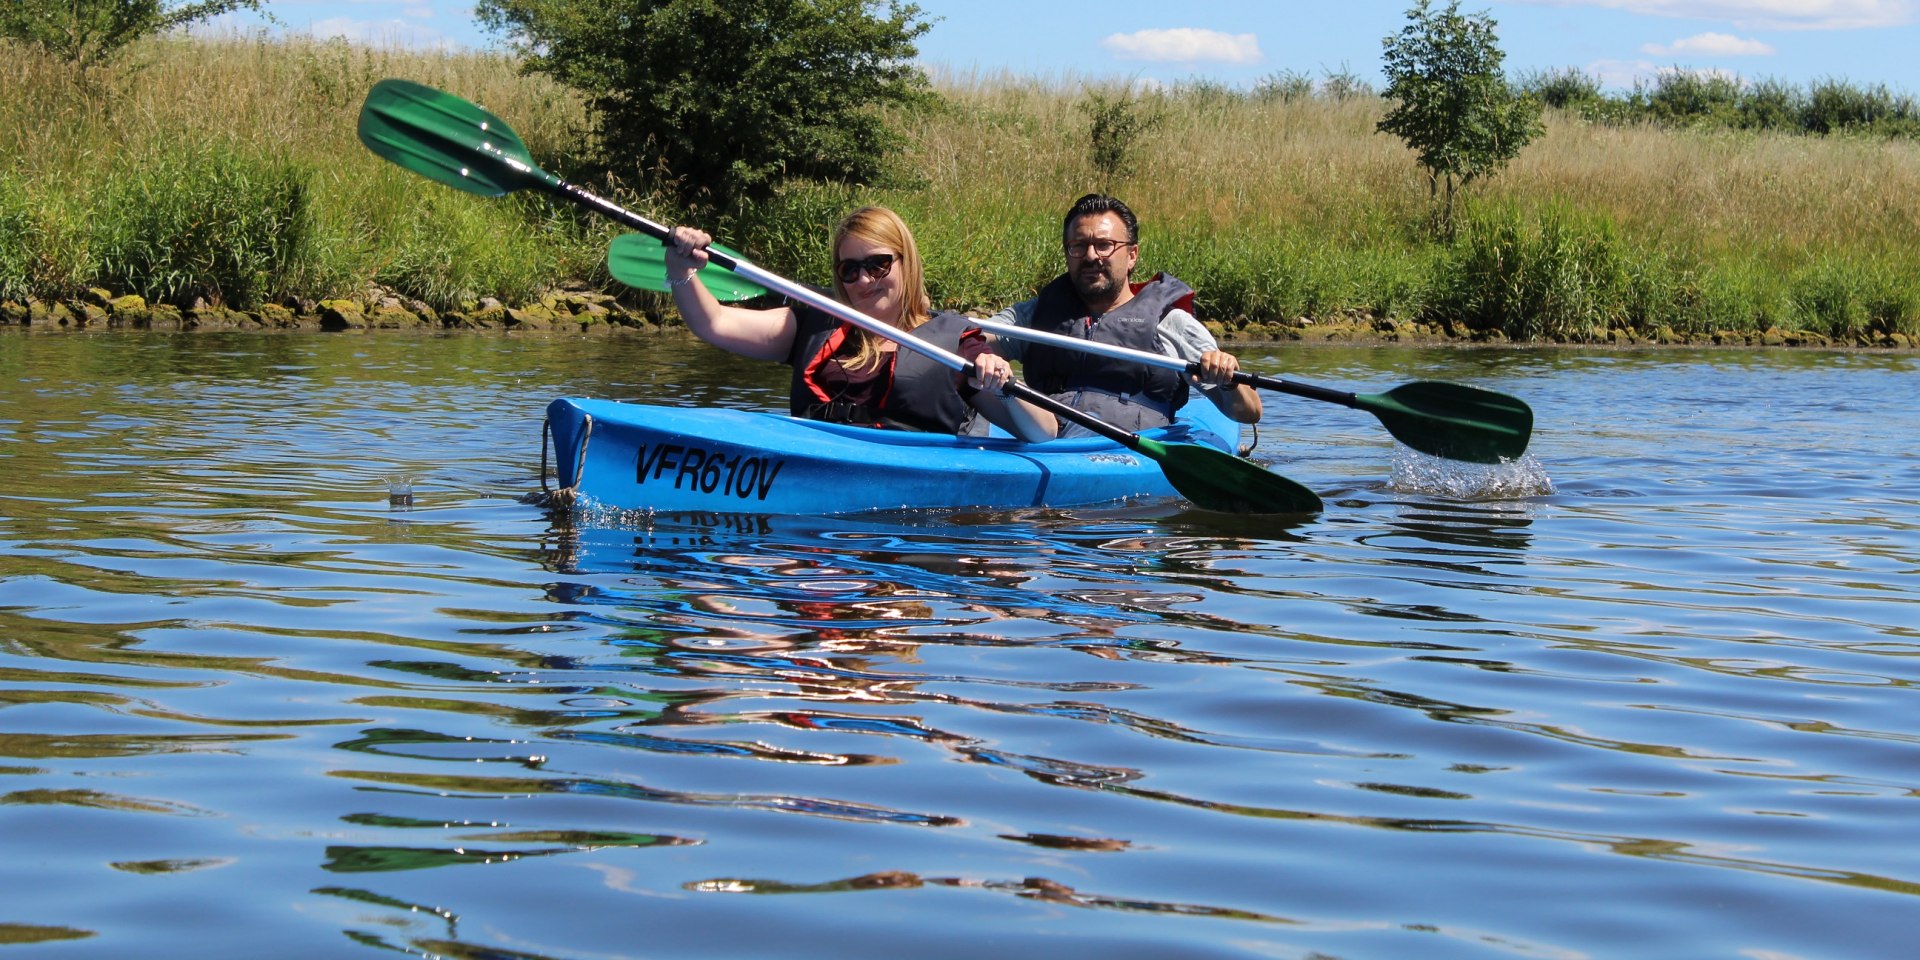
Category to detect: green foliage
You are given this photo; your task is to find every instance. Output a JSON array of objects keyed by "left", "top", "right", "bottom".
[
  {"left": 1736, "top": 78, "right": 1800, "bottom": 131},
  {"left": 1529, "top": 69, "right": 1920, "bottom": 139},
  {"left": 1377, "top": 0, "right": 1543, "bottom": 236},
  {"left": 1080, "top": 88, "right": 1162, "bottom": 186},
  {"left": 0, "top": 0, "right": 262, "bottom": 71},
  {"left": 372, "top": 193, "right": 589, "bottom": 310},
  {"left": 0, "top": 176, "right": 34, "bottom": 301},
  {"left": 1803, "top": 78, "right": 1920, "bottom": 136},
  {"left": 476, "top": 0, "right": 935, "bottom": 216},
  {"left": 1517, "top": 67, "right": 1601, "bottom": 110},
  {"left": 1432, "top": 201, "right": 1634, "bottom": 341},
  {"left": 1790, "top": 257, "right": 1920, "bottom": 339},
  {"left": 91, "top": 141, "right": 310, "bottom": 307},
  {"left": 1642, "top": 70, "right": 1744, "bottom": 127}
]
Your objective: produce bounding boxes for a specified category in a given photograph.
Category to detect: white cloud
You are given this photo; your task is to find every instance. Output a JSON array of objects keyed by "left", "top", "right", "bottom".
[
  {"left": 1510, "top": 0, "right": 1915, "bottom": 30},
  {"left": 1100, "top": 28, "right": 1263, "bottom": 64},
  {"left": 1642, "top": 31, "right": 1778, "bottom": 54}
]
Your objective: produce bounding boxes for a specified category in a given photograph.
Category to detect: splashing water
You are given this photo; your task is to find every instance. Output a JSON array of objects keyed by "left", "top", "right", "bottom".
[{"left": 1389, "top": 445, "right": 1555, "bottom": 500}]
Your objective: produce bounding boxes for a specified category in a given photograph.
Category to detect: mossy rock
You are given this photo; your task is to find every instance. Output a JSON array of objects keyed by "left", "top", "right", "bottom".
[
  {"left": 28, "top": 300, "right": 73, "bottom": 326},
  {"left": 319, "top": 299, "right": 368, "bottom": 330},
  {"left": 505, "top": 304, "right": 557, "bottom": 329},
  {"left": 256, "top": 303, "right": 299, "bottom": 328},
  {"left": 107, "top": 295, "right": 150, "bottom": 326}
]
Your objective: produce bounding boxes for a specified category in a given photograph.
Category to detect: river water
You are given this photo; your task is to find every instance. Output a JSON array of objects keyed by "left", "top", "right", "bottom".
[{"left": 2, "top": 332, "right": 1914, "bottom": 959}]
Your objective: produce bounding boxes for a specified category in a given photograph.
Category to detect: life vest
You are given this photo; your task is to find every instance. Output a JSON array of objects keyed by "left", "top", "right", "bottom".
[
  {"left": 788, "top": 308, "right": 981, "bottom": 435},
  {"left": 1020, "top": 272, "right": 1192, "bottom": 432}
]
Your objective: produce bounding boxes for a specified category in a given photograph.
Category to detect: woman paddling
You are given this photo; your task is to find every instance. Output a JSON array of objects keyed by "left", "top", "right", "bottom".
[{"left": 665, "top": 206, "right": 1056, "bottom": 442}]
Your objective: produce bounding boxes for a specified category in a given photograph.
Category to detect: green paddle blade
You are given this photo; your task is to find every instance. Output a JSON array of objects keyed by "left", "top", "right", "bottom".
[
  {"left": 358, "top": 78, "right": 547, "bottom": 198},
  {"left": 607, "top": 233, "right": 772, "bottom": 301},
  {"left": 1138, "top": 437, "right": 1323, "bottom": 514},
  {"left": 1358, "top": 381, "right": 1534, "bottom": 463}
]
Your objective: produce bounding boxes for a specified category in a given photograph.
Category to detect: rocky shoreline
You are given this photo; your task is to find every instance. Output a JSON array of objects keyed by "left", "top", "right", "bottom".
[{"left": 3, "top": 285, "right": 1914, "bottom": 350}]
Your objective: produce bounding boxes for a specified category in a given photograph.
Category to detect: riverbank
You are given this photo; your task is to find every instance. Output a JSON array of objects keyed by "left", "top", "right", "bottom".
[{"left": 6, "top": 284, "right": 1912, "bottom": 350}]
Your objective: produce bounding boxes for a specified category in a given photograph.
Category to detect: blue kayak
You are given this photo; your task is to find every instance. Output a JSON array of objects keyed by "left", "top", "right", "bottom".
[{"left": 542, "top": 397, "right": 1241, "bottom": 516}]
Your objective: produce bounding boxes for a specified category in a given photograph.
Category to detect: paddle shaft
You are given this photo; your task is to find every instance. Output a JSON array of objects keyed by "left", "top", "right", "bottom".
[{"left": 971, "top": 317, "right": 1357, "bottom": 407}]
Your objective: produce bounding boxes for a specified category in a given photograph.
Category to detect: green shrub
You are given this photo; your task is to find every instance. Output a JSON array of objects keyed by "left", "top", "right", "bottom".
[
  {"left": 1432, "top": 202, "right": 1635, "bottom": 341},
  {"left": 1789, "top": 257, "right": 1920, "bottom": 340},
  {"left": 92, "top": 141, "right": 310, "bottom": 307},
  {"left": 1518, "top": 67, "right": 1602, "bottom": 111},
  {"left": 0, "top": 176, "right": 32, "bottom": 301}
]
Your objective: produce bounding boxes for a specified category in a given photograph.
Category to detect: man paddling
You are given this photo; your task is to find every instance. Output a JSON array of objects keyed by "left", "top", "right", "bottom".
[{"left": 987, "top": 194, "right": 1262, "bottom": 438}]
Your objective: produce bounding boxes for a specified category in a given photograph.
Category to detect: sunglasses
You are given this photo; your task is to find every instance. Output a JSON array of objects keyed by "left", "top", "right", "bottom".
[{"left": 835, "top": 253, "right": 897, "bottom": 285}]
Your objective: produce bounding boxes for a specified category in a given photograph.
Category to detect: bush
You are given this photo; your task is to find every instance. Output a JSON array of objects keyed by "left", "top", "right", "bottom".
[
  {"left": 1081, "top": 88, "right": 1162, "bottom": 186},
  {"left": 1518, "top": 67, "right": 1602, "bottom": 111},
  {"left": 1790, "top": 257, "right": 1920, "bottom": 340},
  {"left": 92, "top": 141, "right": 311, "bottom": 307},
  {"left": 1431, "top": 202, "right": 1632, "bottom": 341},
  {"left": 0, "top": 176, "right": 33, "bottom": 301}
]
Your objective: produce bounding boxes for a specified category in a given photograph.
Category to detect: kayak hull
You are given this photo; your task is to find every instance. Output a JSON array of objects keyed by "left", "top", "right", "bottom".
[{"left": 543, "top": 398, "right": 1239, "bottom": 516}]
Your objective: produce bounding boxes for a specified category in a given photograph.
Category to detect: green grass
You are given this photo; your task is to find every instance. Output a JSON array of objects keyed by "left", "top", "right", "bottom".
[{"left": 1, "top": 36, "right": 1916, "bottom": 344}]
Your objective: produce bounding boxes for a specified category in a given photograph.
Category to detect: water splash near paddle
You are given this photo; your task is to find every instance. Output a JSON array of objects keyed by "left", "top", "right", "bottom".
[{"left": 1389, "top": 445, "right": 1555, "bottom": 500}]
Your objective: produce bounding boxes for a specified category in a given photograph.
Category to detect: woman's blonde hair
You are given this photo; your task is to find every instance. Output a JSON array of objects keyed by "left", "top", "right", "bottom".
[{"left": 832, "top": 205, "right": 931, "bottom": 371}]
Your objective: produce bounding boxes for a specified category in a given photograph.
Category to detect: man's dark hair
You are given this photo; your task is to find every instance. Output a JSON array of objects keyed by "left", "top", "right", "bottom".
[{"left": 1062, "top": 193, "right": 1139, "bottom": 247}]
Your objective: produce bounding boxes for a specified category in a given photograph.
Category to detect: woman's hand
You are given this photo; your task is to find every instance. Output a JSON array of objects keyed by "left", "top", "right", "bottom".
[
  {"left": 664, "top": 226, "right": 712, "bottom": 288},
  {"left": 970, "top": 354, "right": 1015, "bottom": 393}
]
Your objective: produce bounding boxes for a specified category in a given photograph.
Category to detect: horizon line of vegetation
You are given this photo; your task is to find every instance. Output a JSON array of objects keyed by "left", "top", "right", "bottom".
[{"left": 1, "top": 27, "right": 1916, "bottom": 345}]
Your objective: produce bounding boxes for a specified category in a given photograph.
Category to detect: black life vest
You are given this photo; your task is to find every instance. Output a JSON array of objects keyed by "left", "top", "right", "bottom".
[
  {"left": 787, "top": 308, "right": 981, "bottom": 435},
  {"left": 1020, "top": 272, "right": 1192, "bottom": 431}
]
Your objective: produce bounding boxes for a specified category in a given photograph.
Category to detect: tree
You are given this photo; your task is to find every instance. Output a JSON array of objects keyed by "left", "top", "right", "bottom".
[
  {"left": 0, "top": 0, "right": 262, "bottom": 71},
  {"left": 478, "top": 0, "right": 935, "bottom": 216},
  {"left": 1377, "top": 0, "right": 1541, "bottom": 235}
]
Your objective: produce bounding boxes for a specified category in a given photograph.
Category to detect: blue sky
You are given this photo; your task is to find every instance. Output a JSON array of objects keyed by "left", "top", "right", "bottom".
[{"left": 233, "top": 0, "right": 1918, "bottom": 93}]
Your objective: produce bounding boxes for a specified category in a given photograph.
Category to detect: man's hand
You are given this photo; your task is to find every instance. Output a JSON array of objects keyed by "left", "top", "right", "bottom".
[{"left": 1191, "top": 349, "right": 1241, "bottom": 386}]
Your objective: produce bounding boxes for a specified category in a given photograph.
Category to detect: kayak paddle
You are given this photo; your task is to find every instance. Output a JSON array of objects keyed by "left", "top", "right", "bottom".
[
  {"left": 973, "top": 318, "right": 1533, "bottom": 464},
  {"left": 603, "top": 231, "right": 1532, "bottom": 463},
  {"left": 358, "top": 78, "right": 1322, "bottom": 515}
]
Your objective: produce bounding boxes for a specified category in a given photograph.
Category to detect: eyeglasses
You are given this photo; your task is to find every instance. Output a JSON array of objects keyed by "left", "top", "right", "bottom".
[
  {"left": 1065, "top": 238, "right": 1133, "bottom": 259},
  {"left": 835, "top": 253, "right": 897, "bottom": 285}
]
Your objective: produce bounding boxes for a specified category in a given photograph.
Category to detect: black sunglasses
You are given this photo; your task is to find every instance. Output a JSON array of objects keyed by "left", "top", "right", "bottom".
[{"left": 835, "top": 253, "right": 896, "bottom": 285}]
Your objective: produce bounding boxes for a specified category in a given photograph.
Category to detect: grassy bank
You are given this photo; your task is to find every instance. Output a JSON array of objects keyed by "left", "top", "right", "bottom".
[{"left": 2, "top": 36, "right": 1916, "bottom": 346}]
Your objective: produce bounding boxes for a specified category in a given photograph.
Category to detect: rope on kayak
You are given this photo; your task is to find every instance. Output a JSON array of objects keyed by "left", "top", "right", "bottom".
[{"left": 537, "top": 413, "right": 592, "bottom": 507}]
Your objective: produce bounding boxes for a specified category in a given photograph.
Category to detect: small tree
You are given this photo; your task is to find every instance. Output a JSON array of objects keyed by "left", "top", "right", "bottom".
[
  {"left": 0, "top": 0, "right": 262, "bottom": 72},
  {"left": 478, "top": 0, "right": 935, "bottom": 217},
  {"left": 1377, "top": 0, "right": 1541, "bottom": 235},
  {"left": 1081, "top": 88, "right": 1161, "bottom": 187}
]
